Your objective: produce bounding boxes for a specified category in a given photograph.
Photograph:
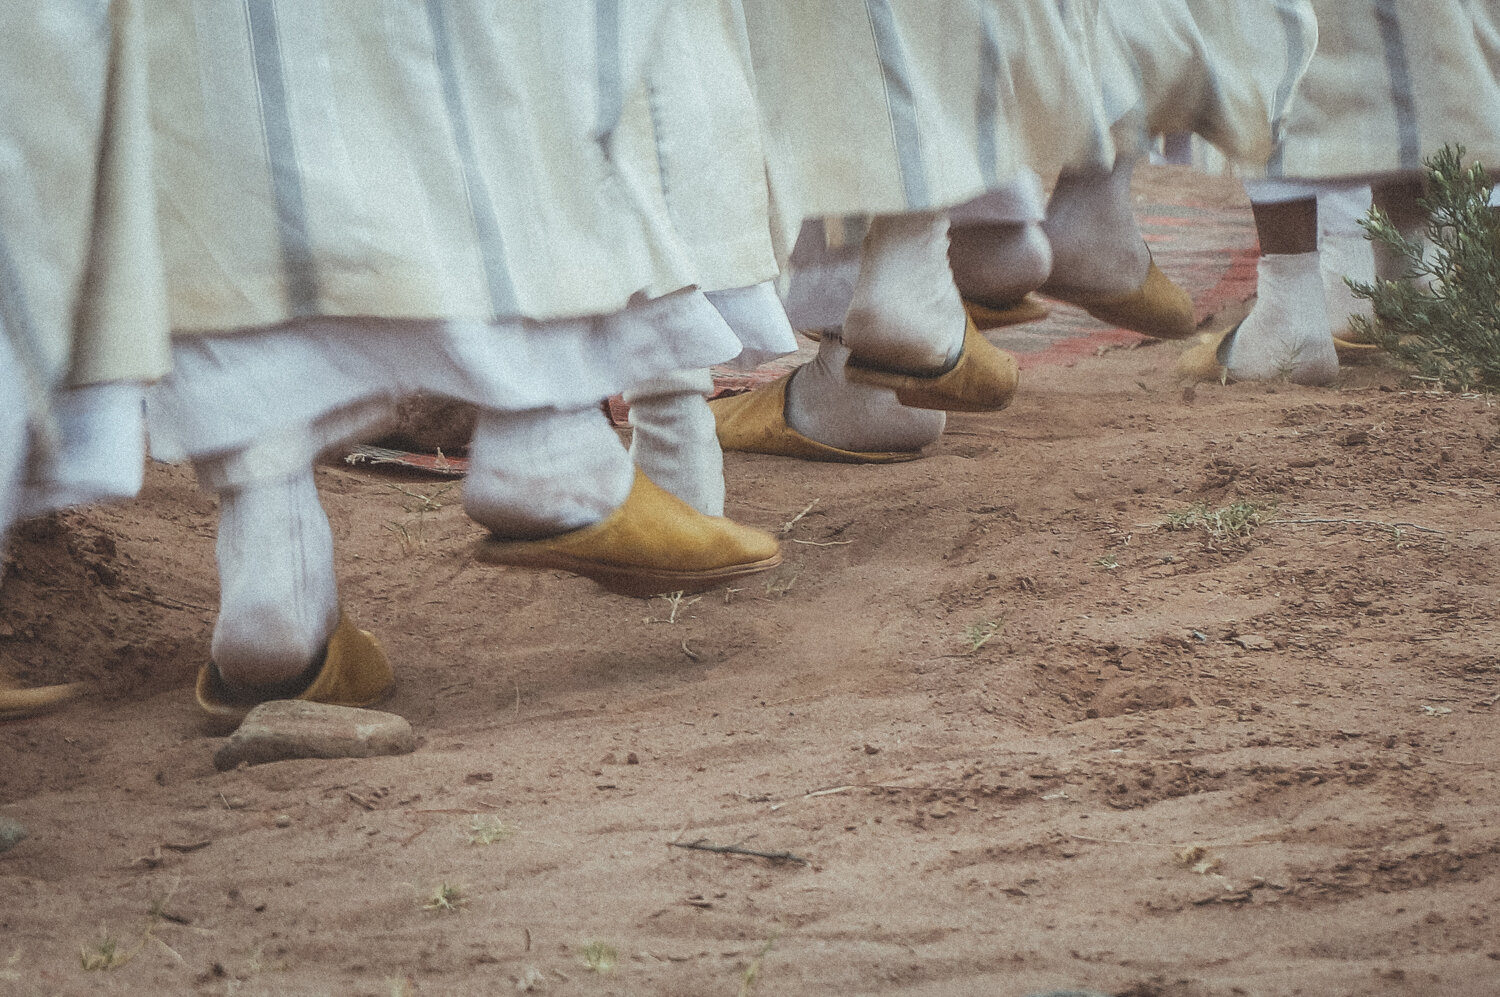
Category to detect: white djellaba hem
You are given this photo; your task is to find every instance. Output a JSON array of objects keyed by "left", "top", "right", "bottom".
[
  {"left": 146, "top": 288, "right": 742, "bottom": 491},
  {"left": 16, "top": 383, "right": 147, "bottom": 520},
  {"left": 704, "top": 282, "right": 798, "bottom": 371},
  {"left": 2, "top": 324, "right": 150, "bottom": 547}
]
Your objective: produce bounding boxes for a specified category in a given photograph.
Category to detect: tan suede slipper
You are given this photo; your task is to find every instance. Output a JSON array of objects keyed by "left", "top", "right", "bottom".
[
  {"left": 709, "top": 371, "right": 925, "bottom": 464},
  {"left": 196, "top": 612, "right": 394, "bottom": 724},
  {"left": 475, "top": 471, "right": 782, "bottom": 598},
  {"left": 0, "top": 681, "right": 83, "bottom": 721},
  {"left": 1045, "top": 255, "right": 1197, "bottom": 340},
  {"left": 1332, "top": 320, "right": 1382, "bottom": 359},
  {"left": 963, "top": 293, "right": 1051, "bottom": 330},
  {"left": 844, "top": 317, "right": 1020, "bottom": 412},
  {"left": 1176, "top": 322, "right": 1237, "bottom": 382}
]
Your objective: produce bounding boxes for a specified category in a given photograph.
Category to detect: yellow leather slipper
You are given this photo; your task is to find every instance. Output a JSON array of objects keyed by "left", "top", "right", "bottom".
[
  {"left": 844, "top": 317, "right": 1020, "bottom": 412},
  {"left": 0, "top": 681, "right": 83, "bottom": 721},
  {"left": 475, "top": 471, "right": 782, "bottom": 598},
  {"left": 1332, "top": 320, "right": 1382, "bottom": 359},
  {"left": 963, "top": 293, "right": 1050, "bottom": 330},
  {"left": 1333, "top": 336, "right": 1381, "bottom": 360},
  {"left": 709, "top": 371, "right": 925, "bottom": 464},
  {"left": 196, "top": 612, "right": 394, "bottom": 723},
  {"left": 1046, "top": 257, "right": 1197, "bottom": 340},
  {"left": 1176, "top": 323, "right": 1237, "bottom": 382}
]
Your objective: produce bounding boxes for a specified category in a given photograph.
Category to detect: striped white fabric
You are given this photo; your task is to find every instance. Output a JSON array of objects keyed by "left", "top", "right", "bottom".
[
  {"left": 1085, "top": 0, "right": 1318, "bottom": 166},
  {"left": 1269, "top": 0, "right": 1500, "bottom": 178},
  {"left": 741, "top": 0, "right": 1113, "bottom": 257},
  {"left": 0, "top": 0, "right": 169, "bottom": 394},
  {"left": 1, "top": 1, "right": 167, "bottom": 533},
  {"left": 143, "top": 2, "right": 767, "bottom": 469},
  {"left": 616, "top": 0, "right": 780, "bottom": 298},
  {"left": 146, "top": 0, "right": 710, "bottom": 334},
  {"left": 613, "top": 0, "right": 797, "bottom": 362}
]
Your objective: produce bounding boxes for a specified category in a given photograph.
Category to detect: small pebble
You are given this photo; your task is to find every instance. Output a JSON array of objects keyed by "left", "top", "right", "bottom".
[{"left": 274, "top": 814, "right": 292, "bottom": 828}]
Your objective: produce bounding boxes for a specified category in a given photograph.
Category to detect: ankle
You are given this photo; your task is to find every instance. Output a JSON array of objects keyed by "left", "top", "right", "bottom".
[
  {"left": 784, "top": 339, "right": 946, "bottom": 452},
  {"left": 1040, "top": 162, "right": 1148, "bottom": 296},
  {"left": 949, "top": 222, "right": 1052, "bottom": 305},
  {"left": 842, "top": 213, "right": 966, "bottom": 374}
]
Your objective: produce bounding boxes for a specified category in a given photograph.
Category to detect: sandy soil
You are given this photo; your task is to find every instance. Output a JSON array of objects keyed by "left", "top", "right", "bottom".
[{"left": 4, "top": 183, "right": 1500, "bottom": 997}]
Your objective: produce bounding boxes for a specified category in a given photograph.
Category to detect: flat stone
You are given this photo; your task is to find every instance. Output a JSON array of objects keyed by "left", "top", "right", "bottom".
[
  {"left": 214, "top": 700, "right": 416, "bottom": 770},
  {"left": 0, "top": 816, "right": 28, "bottom": 854}
]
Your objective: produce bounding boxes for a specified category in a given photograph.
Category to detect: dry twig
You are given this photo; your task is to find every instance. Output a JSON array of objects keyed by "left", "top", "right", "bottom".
[
  {"left": 670, "top": 839, "right": 808, "bottom": 865},
  {"left": 781, "top": 501, "right": 817, "bottom": 534},
  {"left": 1271, "top": 518, "right": 1444, "bottom": 534}
]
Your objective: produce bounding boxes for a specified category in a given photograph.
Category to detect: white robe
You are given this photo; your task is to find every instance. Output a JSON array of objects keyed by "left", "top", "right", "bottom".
[
  {"left": 1087, "top": 0, "right": 1319, "bottom": 165},
  {"left": 142, "top": 1, "right": 750, "bottom": 477},
  {"left": 742, "top": 0, "right": 1114, "bottom": 261},
  {"left": 1, "top": 0, "right": 170, "bottom": 539},
  {"left": 615, "top": 0, "right": 797, "bottom": 366},
  {"left": 1271, "top": 0, "right": 1500, "bottom": 178},
  {"left": 1197, "top": 0, "right": 1500, "bottom": 181}
]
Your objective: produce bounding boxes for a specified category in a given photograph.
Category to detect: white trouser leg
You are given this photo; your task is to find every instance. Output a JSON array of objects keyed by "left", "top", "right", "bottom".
[
  {"left": 703, "top": 283, "right": 798, "bottom": 370},
  {"left": 1317, "top": 185, "right": 1374, "bottom": 238},
  {"left": 948, "top": 173, "right": 1053, "bottom": 304},
  {"left": 1041, "top": 156, "right": 1150, "bottom": 297},
  {"left": 463, "top": 406, "right": 635, "bottom": 540},
  {"left": 785, "top": 333, "right": 946, "bottom": 453},
  {"left": 210, "top": 468, "right": 341, "bottom": 688},
  {"left": 1225, "top": 251, "right": 1339, "bottom": 386},
  {"left": 16, "top": 382, "right": 147, "bottom": 519},
  {"left": 841, "top": 212, "right": 968, "bottom": 375},
  {"left": 625, "top": 369, "right": 724, "bottom": 517},
  {"left": 0, "top": 334, "right": 28, "bottom": 562},
  {"left": 1316, "top": 185, "right": 1376, "bottom": 335},
  {"left": 948, "top": 222, "right": 1052, "bottom": 305},
  {"left": 948, "top": 171, "right": 1047, "bottom": 228}
]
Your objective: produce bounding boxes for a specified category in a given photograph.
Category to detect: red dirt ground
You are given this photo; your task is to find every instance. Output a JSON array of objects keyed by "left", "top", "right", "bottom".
[{"left": 3, "top": 170, "right": 1500, "bottom": 996}]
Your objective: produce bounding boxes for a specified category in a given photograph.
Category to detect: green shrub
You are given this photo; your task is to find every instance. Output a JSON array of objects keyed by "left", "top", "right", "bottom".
[{"left": 1349, "top": 145, "right": 1500, "bottom": 392}]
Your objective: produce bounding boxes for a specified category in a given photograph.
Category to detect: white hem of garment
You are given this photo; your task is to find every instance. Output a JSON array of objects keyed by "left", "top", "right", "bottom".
[
  {"left": 705, "top": 282, "right": 798, "bottom": 370},
  {"left": 1246, "top": 175, "right": 1417, "bottom": 204},
  {"left": 14, "top": 382, "right": 147, "bottom": 521},
  {"left": 948, "top": 172, "right": 1046, "bottom": 226},
  {"left": 147, "top": 290, "right": 742, "bottom": 486}
]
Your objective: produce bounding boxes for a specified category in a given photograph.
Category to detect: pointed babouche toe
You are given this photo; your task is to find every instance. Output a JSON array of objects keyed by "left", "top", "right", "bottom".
[
  {"left": 475, "top": 471, "right": 783, "bottom": 598},
  {"left": 196, "top": 612, "right": 394, "bottom": 724}
]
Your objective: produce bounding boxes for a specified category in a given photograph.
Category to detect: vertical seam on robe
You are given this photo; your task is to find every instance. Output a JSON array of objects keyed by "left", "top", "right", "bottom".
[
  {"left": 596, "top": 0, "right": 624, "bottom": 150},
  {"left": 1374, "top": 0, "right": 1421, "bottom": 170},
  {"left": 645, "top": 76, "right": 674, "bottom": 216},
  {"left": 423, "top": 0, "right": 517, "bottom": 319},
  {"left": 863, "top": 0, "right": 929, "bottom": 210},
  {"left": 1267, "top": 0, "right": 1313, "bottom": 177},
  {"left": 244, "top": 0, "right": 318, "bottom": 317},
  {"left": 976, "top": 10, "right": 1002, "bottom": 189}
]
